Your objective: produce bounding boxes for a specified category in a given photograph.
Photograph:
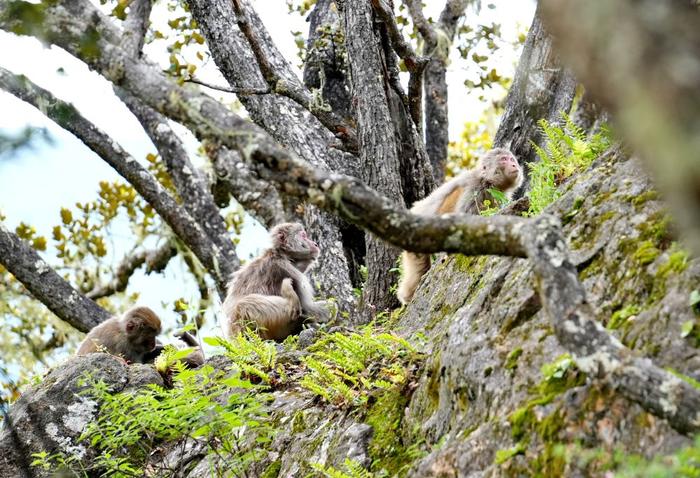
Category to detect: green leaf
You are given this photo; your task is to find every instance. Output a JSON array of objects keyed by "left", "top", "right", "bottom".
[{"left": 681, "top": 320, "right": 695, "bottom": 338}]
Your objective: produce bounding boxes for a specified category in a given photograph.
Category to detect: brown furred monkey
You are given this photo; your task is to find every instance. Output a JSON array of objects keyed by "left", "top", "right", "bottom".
[
  {"left": 76, "top": 306, "right": 162, "bottom": 363},
  {"left": 222, "top": 223, "right": 328, "bottom": 341},
  {"left": 397, "top": 148, "right": 524, "bottom": 304}
]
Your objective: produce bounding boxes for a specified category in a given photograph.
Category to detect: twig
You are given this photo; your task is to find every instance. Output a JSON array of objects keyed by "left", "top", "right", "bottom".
[
  {"left": 185, "top": 77, "right": 270, "bottom": 95},
  {"left": 86, "top": 241, "right": 177, "bottom": 300}
]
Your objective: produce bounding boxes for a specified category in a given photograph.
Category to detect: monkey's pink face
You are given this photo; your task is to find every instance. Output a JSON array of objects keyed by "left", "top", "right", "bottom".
[
  {"left": 498, "top": 153, "right": 521, "bottom": 180},
  {"left": 298, "top": 229, "right": 320, "bottom": 255}
]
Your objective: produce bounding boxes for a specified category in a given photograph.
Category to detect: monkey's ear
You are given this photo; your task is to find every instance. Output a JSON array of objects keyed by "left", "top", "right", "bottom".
[
  {"left": 125, "top": 319, "right": 136, "bottom": 333},
  {"left": 273, "top": 227, "right": 288, "bottom": 245}
]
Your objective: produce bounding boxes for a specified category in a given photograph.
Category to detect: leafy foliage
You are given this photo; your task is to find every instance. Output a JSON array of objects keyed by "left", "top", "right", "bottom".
[
  {"left": 31, "top": 365, "right": 274, "bottom": 477},
  {"left": 527, "top": 114, "right": 612, "bottom": 216},
  {"left": 299, "top": 325, "right": 421, "bottom": 407},
  {"left": 205, "top": 332, "right": 281, "bottom": 384},
  {"left": 311, "top": 459, "right": 375, "bottom": 478}
]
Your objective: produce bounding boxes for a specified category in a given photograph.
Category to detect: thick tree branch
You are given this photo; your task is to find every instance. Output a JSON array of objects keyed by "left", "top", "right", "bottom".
[
  {"left": 539, "top": 0, "right": 700, "bottom": 255},
  {"left": 116, "top": 89, "right": 240, "bottom": 279},
  {"left": 229, "top": 0, "right": 358, "bottom": 152},
  {"left": 121, "top": 0, "right": 152, "bottom": 57},
  {"left": 371, "top": 0, "right": 429, "bottom": 130},
  {"left": 86, "top": 241, "right": 177, "bottom": 300},
  {"left": 0, "top": 67, "right": 232, "bottom": 296},
  {"left": 0, "top": 222, "right": 109, "bottom": 332}
]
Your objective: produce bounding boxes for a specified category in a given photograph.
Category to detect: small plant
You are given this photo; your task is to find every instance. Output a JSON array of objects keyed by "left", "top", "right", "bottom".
[
  {"left": 205, "top": 331, "right": 279, "bottom": 383},
  {"left": 479, "top": 188, "right": 510, "bottom": 216},
  {"left": 311, "top": 458, "right": 377, "bottom": 478},
  {"left": 299, "top": 325, "right": 420, "bottom": 407},
  {"left": 614, "top": 435, "right": 700, "bottom": 478},
  {"left": 527, "top": 114, "right": 612, "bottom": 216}
]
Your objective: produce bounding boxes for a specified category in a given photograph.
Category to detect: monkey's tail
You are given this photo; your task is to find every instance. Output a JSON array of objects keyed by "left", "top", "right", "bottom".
[{"left": 397, "top": 252, "right": 431, "bottom": 305}]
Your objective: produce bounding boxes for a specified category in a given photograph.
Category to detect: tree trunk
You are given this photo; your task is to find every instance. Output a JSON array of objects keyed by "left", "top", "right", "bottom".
[{"left": 343, "top": 0, "right": 406, "bottom": 313}]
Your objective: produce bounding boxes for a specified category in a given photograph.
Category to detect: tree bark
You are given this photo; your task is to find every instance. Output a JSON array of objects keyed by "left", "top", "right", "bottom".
[
  {"left": 343, "top": 0, "right": 405, "bottom": 313},
  {"left": 304, "top": 0, "right": 366, "bottom": 288},
  {"left": 186, "top": 0, "right": 356, "bottom": 311},
  {"left": 405, "top": 0, "right": 472, "bottom": 182}
]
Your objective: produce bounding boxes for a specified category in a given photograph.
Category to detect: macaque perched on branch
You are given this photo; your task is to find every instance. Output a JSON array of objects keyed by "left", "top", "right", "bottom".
[
  {"left": 76, "top": 306, "right": 162, "bottom": 363},
  {"left": 397, "top": 148, "right": 524, "bottom": 304},
  {"left": 222, "top": 223, "right": 328, "bottom": 341}
]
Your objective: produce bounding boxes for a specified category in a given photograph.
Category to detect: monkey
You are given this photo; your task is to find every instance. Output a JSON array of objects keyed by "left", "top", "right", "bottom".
[
  {"left": 76, "top": 306, "right": 162, "bottom": 363},
  {"left": 397, "top": 148, "right": 523, "bottom": 305},
  {"left": 222, "top": 222, "right": 328, "bottom": 342}
]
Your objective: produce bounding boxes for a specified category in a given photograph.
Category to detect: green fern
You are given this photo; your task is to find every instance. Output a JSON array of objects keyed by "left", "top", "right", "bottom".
[
  {"left": 205, "top": 331, "right": 278, "bottom": 383},
  {"left": 299, "top": 325, "right": 420, "bottom": 407},
  {"left": 526, "top": 113, "right": 612, "bottom": 216},
  {"left": 311, "top": 459, "right": 376, "bottom": 478}
]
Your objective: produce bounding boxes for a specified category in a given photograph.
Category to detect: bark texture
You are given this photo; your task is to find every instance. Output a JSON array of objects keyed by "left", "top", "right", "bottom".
[
  {"left": 344, "top": 0, "right": 405, "bottom": 313},
  {"left": 186, "top": 0, "right": 356, "bottom": 311},
  {"left": 0, "top": 223, "right": 110, "bottom": 333}
]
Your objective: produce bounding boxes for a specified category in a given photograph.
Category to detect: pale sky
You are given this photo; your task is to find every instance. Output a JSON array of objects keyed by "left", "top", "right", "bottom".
[{"left": 0, "top": 0, "right": 536, "bottom": 347}]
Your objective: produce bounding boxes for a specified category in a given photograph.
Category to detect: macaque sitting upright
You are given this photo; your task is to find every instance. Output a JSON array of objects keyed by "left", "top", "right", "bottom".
[
  {"left": 76, "top": 306, "right": 162, "bottom": 363},
  {"left": 222, "top": 222, "right": 328, "bottom": 341},
  {"left": 397, "top": 148, "right": 524, "bottom": 304}
]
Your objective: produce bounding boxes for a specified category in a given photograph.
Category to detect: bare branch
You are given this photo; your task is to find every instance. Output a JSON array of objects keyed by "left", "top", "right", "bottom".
[
  {"left": 371, "top": 0, "right": 429, "bottom": 129},
  {"left": 402, "top": 0, "right": 437, "bottom": 44},
  {"left": 121, "top": 0, "right": 152, "bottom": 57},
  {"left": 0, "top": 67, "right": 232, "bottom": 296},
  {"left": 86, "top": 241, "right": 177, "bottom": 300},
  {"left": 0, "top": 222, "right": 109, "bottom": 332},
  {"left": 371, "top": 0, "right": 426, "bottom": 70},
  {"left": 403, "top": 0, "right": 473, "bottom": 181},
  {"left": 116, "top": 89, "right": 240, "bottom": 278},
  {"left": 230, "top": 0, "right": 358, "bottom": 152},
  {"left": 437, "top": 0, "right": 471, "bottom": 37},
  {"left": 184, "top": 77, "right": 270, "bottom": 95}
]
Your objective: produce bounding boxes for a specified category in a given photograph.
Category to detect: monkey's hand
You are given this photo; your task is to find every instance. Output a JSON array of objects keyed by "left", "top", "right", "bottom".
[{"left": 305, "top": 300, "right": 333, "bottom": 323}]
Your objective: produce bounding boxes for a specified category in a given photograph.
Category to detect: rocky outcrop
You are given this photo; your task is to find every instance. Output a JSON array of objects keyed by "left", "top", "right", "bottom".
[{"left": 0, "top": 354, "right": 163, "bottom": 477}]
